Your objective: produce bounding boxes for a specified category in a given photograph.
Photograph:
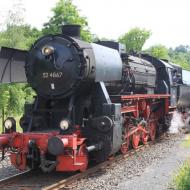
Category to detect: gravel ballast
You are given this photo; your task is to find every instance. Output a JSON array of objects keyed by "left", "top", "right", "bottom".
[
  {"left": 0, "top": 156, "right": 21, "bottom": 180},
  {"left": 71, "top": 134, "right": 189, "bottom": 190}
]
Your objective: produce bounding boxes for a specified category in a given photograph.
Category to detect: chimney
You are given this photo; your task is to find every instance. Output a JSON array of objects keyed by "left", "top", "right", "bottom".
[{"left": 62, "top": 25, "right": 81, "bottom": 38}]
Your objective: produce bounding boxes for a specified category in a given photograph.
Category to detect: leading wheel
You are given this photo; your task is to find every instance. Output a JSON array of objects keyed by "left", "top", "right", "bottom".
[
  {"left": 120, "top": 137, "right": 130, "bottom": 154},
  {"left": 120, "top": 142, "right": 129, "bottom": 154}
]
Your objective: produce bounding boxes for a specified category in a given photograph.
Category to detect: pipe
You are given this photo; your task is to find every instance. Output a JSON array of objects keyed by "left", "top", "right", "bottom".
[
  {"left": 87, "top": 145, "right": 97, "bottom": 152},
  {"left": 87, "top": 143, "right": 103, "bottom": 152}
]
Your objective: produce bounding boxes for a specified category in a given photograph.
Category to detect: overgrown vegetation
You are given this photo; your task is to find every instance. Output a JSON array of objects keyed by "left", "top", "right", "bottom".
[
  {"left": 173, "top": 160, "right": 190, "bottom": 190},
  {"left": 171, "top": 135, "right": 190, "bottom": 190},
  {"left": 181, "top": 135, "right": 190, "bottom": 148}
]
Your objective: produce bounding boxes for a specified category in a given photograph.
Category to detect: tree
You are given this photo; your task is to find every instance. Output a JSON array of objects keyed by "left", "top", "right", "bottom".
[
  {"left": 42, "top": 0, "right": 92, "bottom": 41},
  {"left": 175, "top": 45, "right": 190, "bottom": 53},
  {"left": 0, "top": 0, "right": 41, "bottom": 50},
  {"left": 0, "top": 0, "right": 37, "bottom": 117},
  {"left": 119, "top": 27, "right": 151, "bottom": 52},
  {"left": 168, "top": 46, "right": 190, "bottom": 70},
  {"left": 0, "top": 24, "right": 41, "bottom": 50},
  {"left": 146, "top": 44, "right": 169, "bottom": 59},
  {"left": 7, "top": 84, "right": 25, "bottom": 115},
  {"left": 146, "top": 44, "right": 190, "bottom": 70},
  {"left": 172, "top": 53, "right": 190, "bottom": 70},
  {"left": 0, "top": 85, "right": 10, "bottom": 116}
]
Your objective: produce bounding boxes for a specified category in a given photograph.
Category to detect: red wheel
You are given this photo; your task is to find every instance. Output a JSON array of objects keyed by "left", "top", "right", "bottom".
[
  {"left": 141, "top": 132, "right": 148, "bottom": 144},
  {"left": 132, "top": 132, "right": 140, "bottom": 149},
  {"left": 149, "top": 121, "right": 156, "bottom": 141},
  {"left": 120, "top": 137, "right": 130, "bottom": 154},
  {"left": 120, "top": 142, "right": 129, "bottom": 154}
]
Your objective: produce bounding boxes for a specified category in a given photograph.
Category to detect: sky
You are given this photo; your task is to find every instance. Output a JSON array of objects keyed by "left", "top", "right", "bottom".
[{"left": 0, "top": 0, "right": 190, "bottom": 49}]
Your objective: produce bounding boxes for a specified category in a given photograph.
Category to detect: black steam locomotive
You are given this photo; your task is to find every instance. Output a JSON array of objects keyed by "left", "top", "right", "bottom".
[{"left": 0, "top": 25, "right": 189, "bottom": 172}]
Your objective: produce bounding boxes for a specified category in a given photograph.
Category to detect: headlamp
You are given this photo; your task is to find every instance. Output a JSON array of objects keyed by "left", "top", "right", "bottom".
[
  {"left": 4, "top": 119, "right": 13, "bottom": 129},
  {"left": 42, "top": 45, "right": 54, "bottom": 56},
  {"left": 59, "top": 119, "right": 70, "bottom": 130},
  {"left": 4, "top": 117, "right": 16, "bottom": 131}
]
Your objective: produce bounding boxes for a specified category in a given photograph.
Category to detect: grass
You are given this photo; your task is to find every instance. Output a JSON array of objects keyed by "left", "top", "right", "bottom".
[
  {"left": 171, "top": 135, "right": 190, "bottom": 190},
  {"left": 0, "top": 116, "right": 23, "bottom": 133},
  {"left": 181, "top": 134, "right": 190, "bottom": 148},
  {"left": 173, "top": 160, "right": 190, "bottom": 190}
]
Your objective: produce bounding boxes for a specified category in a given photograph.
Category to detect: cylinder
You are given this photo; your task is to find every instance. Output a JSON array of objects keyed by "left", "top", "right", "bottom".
[{"left": 86, "top": 145, "right": 97, "bottom": 152}]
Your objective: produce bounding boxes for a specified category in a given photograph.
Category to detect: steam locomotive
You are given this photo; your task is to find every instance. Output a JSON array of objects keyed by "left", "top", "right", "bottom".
[{"left": 0, "top": 25, "right": 189, "bottom": 172}]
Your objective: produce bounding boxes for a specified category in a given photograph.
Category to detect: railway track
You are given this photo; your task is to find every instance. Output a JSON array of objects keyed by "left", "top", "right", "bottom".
[
  {"left": 43, "top": 144, "right": 151, "bottom": 190},
  {"left": 0, "top": 141, "right": 154, "bottom": 190}
]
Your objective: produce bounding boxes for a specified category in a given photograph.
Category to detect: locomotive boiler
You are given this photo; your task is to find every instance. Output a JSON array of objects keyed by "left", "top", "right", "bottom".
[{"left": 0, "top": 25, "right": 171, "bottom": 172}]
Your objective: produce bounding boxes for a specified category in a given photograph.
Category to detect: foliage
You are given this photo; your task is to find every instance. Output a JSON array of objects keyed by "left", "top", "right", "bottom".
[
  {"left": 144, "top": 44, "right": 190, "bottom": 70},
  {"left": 181, "top": 134, "right": 190, "bottom": 148},
  {"left": 0, "top": 24, "right": 41, "bottom": 50},
  {"left": 42, "top": 0, "right": 92, "bottom": 41},
  {"left": 169, "top": 46, "right": 190, "bottom": 70},
  {"left": 5, "top": 84, "right": 35, "bottom": 116},
  {"left": 0, "top": 85, "right": 10, "bottom": 116},
  {"left": 0, "top": 1, "right": 37, "bottom": 118},
  {"left": 119, "top": 27, "right": 151, "bottom": 52},
  {"left": 175, "top": 45, "right": 190, "bottom": 53},
  {"left": 173, "top": 159, "right": 190, "bottom": 190},
  {"left": 146, "top": 44, "right": 169, "bottom": 59},
  {"left": 24, "top": 84, "right": 36, "bottom": 103},
  {"left": 7, "top": 84, "right": 26, "bottom": 115},
  {"left": 0, "top": 0, "right": 41, "bottom": 50},
  {"left": 0, "top": 84, "right": 35, "bottom": 118}
]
